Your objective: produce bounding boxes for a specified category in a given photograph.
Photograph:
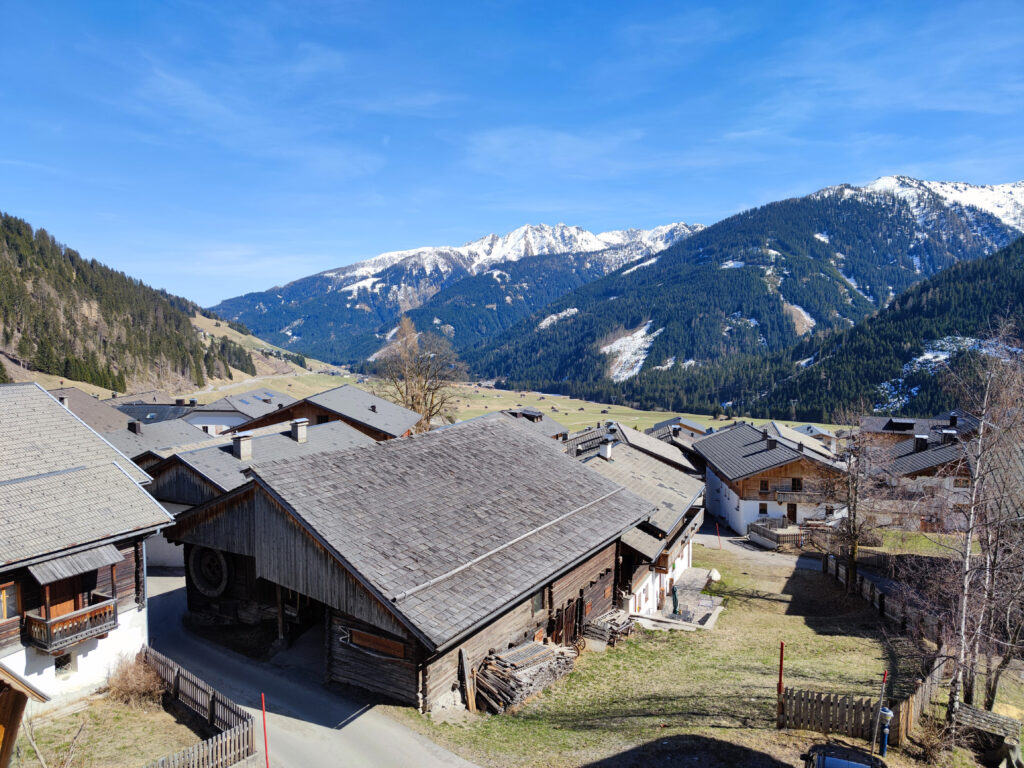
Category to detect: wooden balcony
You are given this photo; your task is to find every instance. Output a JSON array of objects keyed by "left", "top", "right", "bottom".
[
  {"left": 24, "top": 592, "right": 117, "bottom": 653},
  {"left": 774, "top": 490, "right": 826, "bottom": 504}
]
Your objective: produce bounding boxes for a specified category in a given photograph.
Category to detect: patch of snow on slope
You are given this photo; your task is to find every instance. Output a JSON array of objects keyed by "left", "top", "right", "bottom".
[
  {"left": 537, "top": 307, "right": 579, "bottom": 330},
  {"left": 721, "top": 260, "right": 745, "bottom": 269},
  {"left": 488, "top": 270, "right": 509, "bottom": 282},
  {"left": 862, "top": 176, "right": 1024, "bottom": 232},
  {"left": 385, "top": 326, "right": 399, "bottom": 340},
  {"left": 653, "top": 357, "right": 676, "bottom": 371},
  {"left": 622, "top": 257, "right": 658, "bottom": 275},
  {"left": 342, "top": 277, "right": 380, "bottom": 295},
  {"left": 814, "top": 233, "right": 830, "bottom": 243},
  {"left": 839, "top": 271, "right": 873, "bottom": 302},
  {"left": 600, "top": 322, "right": 664, "bottom": 383}
]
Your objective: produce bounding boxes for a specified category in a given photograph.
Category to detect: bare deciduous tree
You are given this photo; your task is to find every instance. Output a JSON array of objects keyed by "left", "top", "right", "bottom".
[{"left": 372, "top": 316, "right": 466, "bottom": 433}]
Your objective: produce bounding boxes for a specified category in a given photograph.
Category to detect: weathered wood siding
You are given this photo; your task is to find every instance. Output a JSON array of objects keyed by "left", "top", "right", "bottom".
[
  {"left": 147, "top": 461, "right": 223, "bottom": 507},
  {"left": 327, "top": 611, "right": 420, "bottom": 705},
  {"left": 551, "top": 543, "right": 615, "bottom": 609},
  {"left": 175, "top": 490, "right": 408, "bottom": 637},
  {"left": 735, "top": 458, "right": 839, "bottom": 501},
  {"left": 424, "top": 597, "right": 542, "bottom": 709}
]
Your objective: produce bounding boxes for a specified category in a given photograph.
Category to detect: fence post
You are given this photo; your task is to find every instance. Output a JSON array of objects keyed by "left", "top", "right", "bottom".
[
  {"left": 172, "top": 667, "right": 180, "bottom": 699},
  {"left": 878, "top": 591, "right": 885, "bottom": 618},
  {"left": 208, "top": 689, "right": 217, "bottom": 726}
]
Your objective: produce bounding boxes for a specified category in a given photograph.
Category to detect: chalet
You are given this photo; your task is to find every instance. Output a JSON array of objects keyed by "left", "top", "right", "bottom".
[
  {"left": 224, "top": 384, "right": 420, "bottom": 441},
  {"left": 864, "top": 430, "right": 973, "bottom": 532},
  {"left": 183, "top": 389, "right": 296, "bottom": 435},
  {"left": 646, "top": 415, "right": 710, "bottom": 441},
  {"left": 694, "top": 422, "right": 846, "bottom": 534},
  {"left": 48, "top": 387, "right": 130, "bottom": 433},
  {"left": 167, "top": 416, "right": 655, "bottom": 711},
  {"left": 572, "top": 429, "right": 705, "bottom": 616},
  {"left": 859, "top": 411, "right": 977, "bottom": 448},
  {"left": 0, "top": 384, "right": 173, "bottom": 707}
]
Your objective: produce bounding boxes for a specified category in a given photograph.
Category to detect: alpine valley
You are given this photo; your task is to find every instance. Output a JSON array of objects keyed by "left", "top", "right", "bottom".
[{"left": 213, "top": 176, "right": 1024, "bottom": 419}]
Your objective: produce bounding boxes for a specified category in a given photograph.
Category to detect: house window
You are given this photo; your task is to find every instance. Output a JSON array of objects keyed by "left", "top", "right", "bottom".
[
  {"left": 759, "top": 479, "right": 769, "bottom": 493},
  {"left": 825, "top": 505, "right": 835, "bottom": 517},
  {"left": 317, "top": 415, "right": 330, "bottom": 425},
  {"left": 787, "top": 503, "right": 797, "bottom": 521},
  {"left": 758, "top": 503, "right": 768, "bottom": 515},
  {"left": 791, "top": 478, "right": 803, "bottom": 492},
  {"left": 54, "top": 653, "right": 75, "bottom": 678},
  {"left": 954, "top": 477, "right": 970, "bottom": 488},
  {"left": 0, "top": 582, "right": 17, "bottom": 620},
  {"left": 531, "top": 591, "right": 544, "bottom": 614}
]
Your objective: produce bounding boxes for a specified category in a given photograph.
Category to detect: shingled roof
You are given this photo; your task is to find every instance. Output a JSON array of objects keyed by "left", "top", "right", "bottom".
[
  {"left": 860, "top": 411, "right": 978, "bottom": 439},
  {"left": 48, "top": 387, "right": 131, "bottom": 433},
  {"left": 306, "top": 385, "right": 420, "bottom": 437},
  {"left": 886, "top": 436, "right": 967, "bottom": 477},
  {"left": 198, "top": 389, "right": 296, "bottom": 419},
  {"left": 0, "top": 384, "right": 172, "bottom": 568},
  {"left": 693, "top": 422, "right": 845, "bottom": 481},
  {"left": 249, "top": 416, "right": 655, "bottom": 651},
  {"left": 167, "top": 420, "right": 375, "bottom": 492},
  {"left": 581, "top": 443, "right": 704, "bottom": 536},
  {"left": 103, "top": 419, "right": 215, "bottom": 459}
]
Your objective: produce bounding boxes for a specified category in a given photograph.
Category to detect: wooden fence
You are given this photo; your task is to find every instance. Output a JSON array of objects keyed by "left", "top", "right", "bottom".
[
  {"left": 777, "top": 689, "right": 877, "bottom": 740},
  {"left": 747, "top": 523, "right": 803, "bottom": 547},
  {"left": 140, "top": 646, "right": 255, "bottom": 768}
]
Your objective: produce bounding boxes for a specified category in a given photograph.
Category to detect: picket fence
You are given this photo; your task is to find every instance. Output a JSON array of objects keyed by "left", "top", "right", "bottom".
[
  {"left": 777, "top": 689, "right": 877, "bottom": 740},
  {"left": 140, "top": 646, "right": 255, "bottom": 768}
]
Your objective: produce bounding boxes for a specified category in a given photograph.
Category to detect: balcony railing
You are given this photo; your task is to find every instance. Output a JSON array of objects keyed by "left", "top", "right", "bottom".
[
  {"left": 24, "top": 592, "right": 117, "bottom": 653},
  {"left": 774, "top": 490, "right": 826, "bottom": 503}
]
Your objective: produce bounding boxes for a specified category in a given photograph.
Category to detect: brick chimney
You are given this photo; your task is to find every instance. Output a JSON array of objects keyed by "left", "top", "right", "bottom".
[
  {"left": 176, "top": 398, "right": 185, "bottom": 406},
  {"left": 291, "top": 418, "right": 308, "bottom": 444},
  {"left": 128, "top": 420, "right": 143, "bottom": 434},
  {"left": 233, "top": 432, "right": 253, "bottom": 461}
]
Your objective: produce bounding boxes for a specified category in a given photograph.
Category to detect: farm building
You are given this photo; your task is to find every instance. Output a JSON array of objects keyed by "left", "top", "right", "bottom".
[{"left": 167, "top": 416, "right": 655, "bottom": 711}]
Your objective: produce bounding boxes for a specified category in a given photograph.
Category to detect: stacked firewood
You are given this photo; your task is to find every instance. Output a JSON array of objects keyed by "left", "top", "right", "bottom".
[
  {"left": 474, "top": 644, "right": 575, "bottom": 713},
  {"left": 583, "top": 609, "right": 634, "bottom": 646}
]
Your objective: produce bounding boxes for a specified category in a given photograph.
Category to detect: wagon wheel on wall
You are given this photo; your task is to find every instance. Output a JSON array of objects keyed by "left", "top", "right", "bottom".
[
  {"left": 189, "top": 546, "right": 229, "bottom": 597},
  {"left": 572, "top": 636, "right": 586, "bottom": 654}
]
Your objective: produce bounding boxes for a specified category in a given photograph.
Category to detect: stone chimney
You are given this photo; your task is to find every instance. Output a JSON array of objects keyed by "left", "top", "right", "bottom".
[
  {"left": 914, "top": 435, "right": 929, "bottom": 452},
  {"left": 291, "top": 418, "right": 308, "bottom": 444},
  {"left": 599, "top": 432, "right": 615, "bottom": 460},
  {"left": 233, "top": 432, "right": 253, "bottom": 461},
  {"left": 176, "top": 398, "right": 186, "bottom": 406},
  {"left": 128, "top": 420, "right": 143, "bottom": 434}
]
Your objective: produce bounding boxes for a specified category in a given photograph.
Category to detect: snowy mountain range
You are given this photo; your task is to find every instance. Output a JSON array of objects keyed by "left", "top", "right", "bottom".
[{"left": 211, "top": 221, "right": 703, "bottom": 361}]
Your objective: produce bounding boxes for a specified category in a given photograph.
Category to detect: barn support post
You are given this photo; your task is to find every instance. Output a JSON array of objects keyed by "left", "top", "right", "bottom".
[{"left": 275, "top": 584, "right": 285, "bottom": 641}]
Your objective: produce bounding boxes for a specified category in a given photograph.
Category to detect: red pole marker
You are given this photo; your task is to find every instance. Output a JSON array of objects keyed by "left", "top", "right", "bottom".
[{"left": 262, "top": 692, "right": 270, "bottom": 768}]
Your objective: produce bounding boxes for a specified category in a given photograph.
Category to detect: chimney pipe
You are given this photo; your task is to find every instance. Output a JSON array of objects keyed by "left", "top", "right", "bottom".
[
  {"left": 128, "top": 420, "right": 142, "bottom": 434},
  {"left": 370, "top": 404, "right": 377, "bottom": 413},
  {"left": 941, "top": 429, "right": 956, "bottom": 445},
  {"left": 291, "top": 418, "right": 308, "bottom": 444},
  {"left": 57, "top": 395, "right": 69, "bottom": 408},
  {"left": 797, "top": 442, "right": 804, "bottom": 452},
  {"left": 599, "top": 441, "right": 613, "bottom": 461},
  {"left": 762, "top": 428, "right": 769, "bottom": 440},
  {"left": 766, "top": 438, "right": 777, "bottom": 450},
  {"left": 176, "top": 398, "right": 185, "bottom": 406},
  {"left": 950, "top": 414, "right": 958, "bottom": 428},
  {"left": 189, "top": 398, "right": 198, "bottom": 407},
  {"left": 914, "top": 435, "right": 928, "bottom": 453},
  {"left": 233, "top": 432, "right": 253, "bottom": 461}
]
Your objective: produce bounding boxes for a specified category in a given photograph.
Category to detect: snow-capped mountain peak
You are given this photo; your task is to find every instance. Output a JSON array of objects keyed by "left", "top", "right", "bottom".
[{"left": 860, "top": 175, "right": 1024, "bottom": 231}]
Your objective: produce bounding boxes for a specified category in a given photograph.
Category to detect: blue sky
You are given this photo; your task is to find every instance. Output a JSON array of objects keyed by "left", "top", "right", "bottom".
[{"left": 2, "top": 1, "right": 1023, "bottom": 305}]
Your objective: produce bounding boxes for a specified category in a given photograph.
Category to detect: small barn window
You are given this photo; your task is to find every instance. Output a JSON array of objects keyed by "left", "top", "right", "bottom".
[
  {"left": 0, "top": 582, "right": 18, "bottom": 620},
  {"left": 54, "top": 653, "right": 75, "bottom": 678},
  {"left": 791, "top": 478, "right": 803, "bottom": 492},
  {"left": 758, "top": 503, "right": 768, "bottom": 515},
  {"left": 759, "top": 479, "right": 769, "bottom": 493},
  {"left": 954, "top": 477, "right": 970, "bottom": 488},
  {"left": 317, "top": 415, "right": 330, "bottom": 425},
  {"left": 531, "top": 591, "right": 544, "bottom": 614}
]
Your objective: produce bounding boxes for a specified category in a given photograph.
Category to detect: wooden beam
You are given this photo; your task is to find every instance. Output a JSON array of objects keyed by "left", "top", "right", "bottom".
[{"left": 275, "top": 584, "right": 285, "bottom": 641}]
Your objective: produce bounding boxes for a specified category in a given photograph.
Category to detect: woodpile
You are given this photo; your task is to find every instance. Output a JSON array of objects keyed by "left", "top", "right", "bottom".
[
  {"left": 474, "top": 642, "right": 575, "bottom": 713},
  {"left": 583, "top": 609, "right": 634, "bottom": 646}
]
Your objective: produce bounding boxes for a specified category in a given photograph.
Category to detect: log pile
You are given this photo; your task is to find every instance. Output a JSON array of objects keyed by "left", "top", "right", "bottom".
[
  {"left": 474, "top": 641, "right": 575, "bottom": 714},
  {"left": 583, "top": 609, "right": 634, "bottom": 646}
]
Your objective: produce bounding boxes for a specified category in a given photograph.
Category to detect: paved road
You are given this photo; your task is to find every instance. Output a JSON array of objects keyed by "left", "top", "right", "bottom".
[{"left": 147, "top": 573, "right": 477, "bottom": 768}]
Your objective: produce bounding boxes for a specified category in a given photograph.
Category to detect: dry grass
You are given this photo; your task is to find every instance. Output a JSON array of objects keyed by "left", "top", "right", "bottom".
[
  {"left": 16, "top": 696, "right": 201, "bottom": 768},
  {"left": 382, "top": 543, "right": 950, "bottom": 767},
  {"left": 106, "top": 655, "right": 165, "bottom": 709}
]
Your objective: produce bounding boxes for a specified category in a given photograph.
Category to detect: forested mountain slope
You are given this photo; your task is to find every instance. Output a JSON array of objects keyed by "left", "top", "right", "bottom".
[
  {"left": 468, "top": 180, "right": 1019, "bottom": 399},
  {"left": 0, "top": 212, "right": 253, "bottom": 391}
]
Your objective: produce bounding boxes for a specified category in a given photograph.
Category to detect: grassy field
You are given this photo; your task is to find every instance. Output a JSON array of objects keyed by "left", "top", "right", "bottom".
[
  {"left": 384, "top": 543, "right": 942, "bottom": 767},
  {"left": 865, "top": 530, "right": 976, "bottom": 557},
  {"left": 17, "top": 696, "right": 201, "bottom": 768}
]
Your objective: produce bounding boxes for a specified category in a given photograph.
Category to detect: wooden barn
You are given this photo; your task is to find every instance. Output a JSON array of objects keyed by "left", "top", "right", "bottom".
[
  {"left": 223, "top": 384, "right": 420, "bottom": 441},
  {"left": 167, "top": 415, "right": 655, "bottom": 711}
]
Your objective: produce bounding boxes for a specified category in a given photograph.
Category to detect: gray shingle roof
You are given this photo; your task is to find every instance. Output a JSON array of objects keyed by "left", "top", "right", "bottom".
[
  {"left": 765, "top": 422, "right": 836, "bottom": 460},
  {"left": 306, "top": 385, "right": 421, "bottom": 437},
  {"left": 199, "top": 389, "right": 296, "bottom": 419},
  {"left": 581, "top": 444, "right": 704, "bottom": 535},
  {"left": 48, "top": 387, "right": 131, "bottom": 433},
  {"left": 115, "top": 403, "right": 195, "bottom": 423},
  {"left": 251, "top": 417, "right": 655, "bottom": 650},
  {"left": 501, "top": 409, "right": 568, "bottom": 438},
  {"left": 647, "top": 415, "right": 709, "bottom": 440},
  {"left": 887, "top": 438, "right": 966, "bottom": 477},
  {"left": 0, "top": 384, "right": 173, "bottom": 568},
  {"left": 620, "top": 527, "right": 664, "bottom": 560},
  {"left": 169, "top": 420, "right": 376, "bottom": 492},
  {"left": 693, "top": 422, "right": 844, "bottom": 481},
  {"left": 613, "top": 423, "right": 699, "bottom": 472},
  {"left": 860, "top": 412, "right": 978, "bottom": 439},
  {"left": 103, "top": 419, "right": 216, "bottom": 458}
]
